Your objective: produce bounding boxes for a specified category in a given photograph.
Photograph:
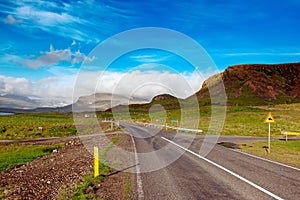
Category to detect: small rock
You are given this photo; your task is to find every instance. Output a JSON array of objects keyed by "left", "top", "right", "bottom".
[
  {"left": 4, "top": 189, "right": 9, "bottom": 195},
  {"left": 85, "top": 186, "right": 94, "bottom": 194},
  {"left": 47, "top": 181, "right": 51, "bottom": 184},
  {"left": 52, "top": 149, "right": 58, "bottom": 153}
]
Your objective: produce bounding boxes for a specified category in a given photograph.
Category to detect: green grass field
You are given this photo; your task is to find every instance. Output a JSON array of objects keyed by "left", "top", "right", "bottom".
[
  {"left": 239, "top": 140, "right": 300, "bottom": 168},
  {"left": 0, "top": 112, "right": 118, "bottom": 140},
  {"left": 221, "top": 104, "right": 300, "bottom": 137},
  {"left": 0, "top": 113, "right": 76, "bottom": 140},
  {"left": 0, "top": 144, "right": 62, "bottom": 172}
]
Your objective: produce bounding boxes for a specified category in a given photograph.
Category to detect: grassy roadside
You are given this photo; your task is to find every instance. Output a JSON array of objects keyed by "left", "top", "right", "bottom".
[
  {"left": 0, "top": 113, "right": 76, "bottom": 140},
  {"left": 58, "top": 164, "right": 134, "bottom": 200},
  {"left": 58, "top": 170, "right": 109, "bottom": 200},
  {"left": 0, "top": 143, "right": 62, "bottom": 172},
  {"left": 0, "top": 112, "right": 121, "bottom": 140},
  {"left": 238, "top": 140, "right": 300, "bottom": 168},
  {"left": 55, "top": 169, "right": 116, "bottom": 200},
  {"left": 221, "top": 104, "right": 300, "bottom": 137}
]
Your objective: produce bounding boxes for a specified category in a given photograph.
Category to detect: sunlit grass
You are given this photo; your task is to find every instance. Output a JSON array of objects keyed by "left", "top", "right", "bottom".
[
  {"left": 0, "top": 112, "right": 119, "bottom": 139},
  {"left": 0, "top": 144, "right": 62, "bottom": 172},
  {"left": 0, "top": 113, "right": 76, "bottom": 140},
  {"left": 239, "top": 140, "right": 300, "bottom": 168}
]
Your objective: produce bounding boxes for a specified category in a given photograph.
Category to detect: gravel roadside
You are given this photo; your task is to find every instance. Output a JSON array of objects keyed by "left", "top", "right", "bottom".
[{"left": 0, "top": 133, "right": 136, "bottom": 199}]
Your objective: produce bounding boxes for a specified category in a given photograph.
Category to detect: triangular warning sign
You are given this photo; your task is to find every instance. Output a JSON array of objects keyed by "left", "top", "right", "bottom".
[{"left": 264, "top": 112, "right": 276, "bottom": 124}]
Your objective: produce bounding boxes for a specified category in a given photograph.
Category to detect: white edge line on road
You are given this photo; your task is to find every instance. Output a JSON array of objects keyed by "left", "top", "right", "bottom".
[
  {"left": 161, "top": 137, "right": 284, "bottom": 200},
  {"left": 130, "top": 135, "right": 144, "bottom": 200},
  {"left": 229, "top": 148, "right": 300, "bottom": 171}
]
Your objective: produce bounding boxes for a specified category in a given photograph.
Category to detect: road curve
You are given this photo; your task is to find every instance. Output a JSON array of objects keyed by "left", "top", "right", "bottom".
[{"left": 122, "top": 122, "right": 300, "bottom": 200}]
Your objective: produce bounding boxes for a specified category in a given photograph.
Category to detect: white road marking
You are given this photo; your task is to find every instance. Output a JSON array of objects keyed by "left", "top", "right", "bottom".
[
  {"left": 230, "top": 148, "right": 300, "bottom": 171},
  {"left": 161, "top": 137, "right": 284, "bottom": 200},
  {"left": 130, "top": 135, "right": 144, "bottom": 200}
]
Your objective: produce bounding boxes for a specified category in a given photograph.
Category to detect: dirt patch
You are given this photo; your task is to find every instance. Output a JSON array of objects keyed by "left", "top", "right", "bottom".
[
  {"left": 0, "top": 133, "right": 136, "bottom": 199},
  {"left": 0, "top": 139, "right": 91, "bottom": 199},
  {"left": 218, "top": 142, "right": 241, "bottom": 149}
]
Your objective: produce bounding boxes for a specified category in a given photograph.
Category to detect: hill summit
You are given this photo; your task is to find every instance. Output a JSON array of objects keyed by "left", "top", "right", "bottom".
[{"left": 197, "top": 62, "right": 300, "bottom": 105}]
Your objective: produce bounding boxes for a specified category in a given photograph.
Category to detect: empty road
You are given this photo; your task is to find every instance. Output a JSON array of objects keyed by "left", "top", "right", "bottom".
[{"left": 122, "top": 122, "right": 300, "bottom": 200}]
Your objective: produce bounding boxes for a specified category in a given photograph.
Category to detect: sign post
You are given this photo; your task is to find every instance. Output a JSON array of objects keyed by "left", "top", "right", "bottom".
[
  {"left": 264, "top": 112, "right": 276, "bottom": 153},
  {"left": 268, "top": 122, "right": 271, "bottom": 153}
]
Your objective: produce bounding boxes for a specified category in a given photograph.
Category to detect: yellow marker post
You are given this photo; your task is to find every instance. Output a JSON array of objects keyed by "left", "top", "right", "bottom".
[{"left": 94, "top": 147, "right": 99, "bottom": 178}]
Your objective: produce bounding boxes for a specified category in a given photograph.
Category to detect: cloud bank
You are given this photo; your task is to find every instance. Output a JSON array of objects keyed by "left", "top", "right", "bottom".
[
  {"left": 0, "top": 68, "right": 213, "bottom": 108},
  {"left": 2, "top": 14, "right": 22, "bottom": 24},
  {"left": 13, "top": 45, "right": 95, "bottom": 69}
]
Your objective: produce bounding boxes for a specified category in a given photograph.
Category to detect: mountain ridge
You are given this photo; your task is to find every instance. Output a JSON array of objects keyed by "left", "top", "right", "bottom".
[
  {"left": 0, "top": 94, "right": 39, "bottom": 109},
  {"left": 197, "top": 62, "right": 300, "bottom": 105}
]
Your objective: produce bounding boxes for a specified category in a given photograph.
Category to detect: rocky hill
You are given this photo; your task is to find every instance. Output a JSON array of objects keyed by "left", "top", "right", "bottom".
[{"left": 197, "top": 62, "right": 300, "bottom": 105}]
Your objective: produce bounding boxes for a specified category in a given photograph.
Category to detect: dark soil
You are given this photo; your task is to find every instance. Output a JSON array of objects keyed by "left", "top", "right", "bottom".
[{"left": 218, "top": 142, "right": 240, "bottom": 149}]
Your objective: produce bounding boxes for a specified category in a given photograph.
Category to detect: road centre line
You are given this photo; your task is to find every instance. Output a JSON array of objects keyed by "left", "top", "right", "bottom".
[{"left": 161, "top": 137, "right": 284, "bottom": 200}]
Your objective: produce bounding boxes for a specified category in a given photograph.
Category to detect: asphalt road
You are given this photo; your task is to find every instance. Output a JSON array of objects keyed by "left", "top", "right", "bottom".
[{"left": 122, "top": 122, "right": 300, "bottom": 200}]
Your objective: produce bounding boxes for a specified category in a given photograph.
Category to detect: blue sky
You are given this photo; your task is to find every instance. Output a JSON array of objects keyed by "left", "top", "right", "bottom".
[{"left": 1, "top": 0, "right": 300, "bottom": 106}]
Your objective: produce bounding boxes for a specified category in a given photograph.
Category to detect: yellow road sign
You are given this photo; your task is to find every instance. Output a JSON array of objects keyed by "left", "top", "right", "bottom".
[
  {"left": 264, "top": 112, "right": 276, "bottom": 124},
  {"left": 282, "top": 131, "right": 300, "bottom": 136}
]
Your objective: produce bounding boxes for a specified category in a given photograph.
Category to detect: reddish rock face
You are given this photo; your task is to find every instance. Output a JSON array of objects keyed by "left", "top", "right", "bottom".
[{"left": 197, "top": 62, "right": 300, "bottom": 105}]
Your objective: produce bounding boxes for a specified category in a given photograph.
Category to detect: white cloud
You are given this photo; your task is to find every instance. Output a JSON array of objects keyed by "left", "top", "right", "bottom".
[
  {"left": 4, "top": 3, "right": 99, "bottom": 43},
  {"left": 71, "top": 40, "right": 77, "bottom": 46},
  {"left": 0, "top": 74, "right": 74, "bottom": 107},
  {"left": 15, "top": 45, "right": 94, "bottom": 69},
  {"left": 2, "top": 14, "right": 22, "bottom": 24},
  {"left": 15, "top": 6, "right": 81, "bottom": 26},
  {"left": 130, "top": 54, "right": 172, "bottom": 62},
  {"left": 69, "top": 67, "right": 209, "bottom": 103},
  {"left": 72, "top": 50, "right": 95, "bottom": 64},
  {"left": 0, "top": 76, "right": 33, "bottom": 96},
  {"left": 0, "top": 67, "right": 213, "bottom": 107}
]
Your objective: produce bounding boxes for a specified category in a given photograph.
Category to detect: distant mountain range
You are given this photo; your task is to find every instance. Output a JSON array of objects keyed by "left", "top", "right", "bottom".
[
  {"left": 72, "top": 93, "right": 148, "bottom": 112},
  {"left": 0, "top": 94, "right": 40, "bottom": 109},
  {"left": 1, "top": 62, "right": 300, "bottom": 113},
  {"left": 0, "top": 93, "right": 148, "bottom": 113}
]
